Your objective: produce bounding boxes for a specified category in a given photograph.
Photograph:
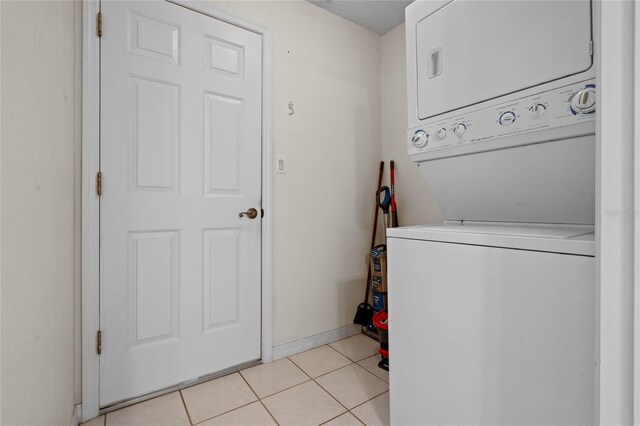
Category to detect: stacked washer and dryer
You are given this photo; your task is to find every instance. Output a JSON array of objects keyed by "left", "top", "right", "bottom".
[{"left": 388, "top": 1, "right": 597, "bottom": 425}]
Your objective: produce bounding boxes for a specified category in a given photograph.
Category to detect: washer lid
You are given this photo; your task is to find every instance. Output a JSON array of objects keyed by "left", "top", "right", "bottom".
[
  {"left": 416, "top": 0, "right": 592, "bottom": 120},
  {"left": 387, "top": 223, "right": 595, "bottom": 256}
]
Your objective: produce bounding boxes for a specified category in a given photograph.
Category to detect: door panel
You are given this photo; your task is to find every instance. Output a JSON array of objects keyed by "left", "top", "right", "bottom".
[
  {"left": 203, "top": 93, "right": 243, "bottom": 193},
  {"left": 128, "top": 231, "right": 178, "bottom": 347},
  {"left": 203, "top": 228, "right": 240, "bottom": 329},
  {"left": 100, "top": 0, "right": 262, "bottom": 406},
  {"left": 130, "top": 77, "right": 179, "bottom": 192}
]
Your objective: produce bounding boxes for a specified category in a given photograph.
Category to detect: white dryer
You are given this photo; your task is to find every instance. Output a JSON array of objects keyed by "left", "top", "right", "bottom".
[
  {"left": 389, "top": 0, "right": 597, "bottom": 424},
  {"left": 405, "top": 0, "right": 595, "bottom": 226}
]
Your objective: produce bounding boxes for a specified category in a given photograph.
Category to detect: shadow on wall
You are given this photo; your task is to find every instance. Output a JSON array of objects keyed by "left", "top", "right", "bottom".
[
  {"left": 354, "top": 104, "right": 384, "bottom": 234},
  {"left": 381, "top": 23, "right": 444, "bottom": 228},
  {"left": 338, "top": 273, "right": 369, "bottom": 318},
  {"left": 390, "top": 162, "right": 444, "bottom": 227}
]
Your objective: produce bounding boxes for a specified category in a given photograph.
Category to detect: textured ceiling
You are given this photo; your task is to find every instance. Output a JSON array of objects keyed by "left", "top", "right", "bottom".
[{"left": 308, "top": 0, "right": 414, "bottom": 35}]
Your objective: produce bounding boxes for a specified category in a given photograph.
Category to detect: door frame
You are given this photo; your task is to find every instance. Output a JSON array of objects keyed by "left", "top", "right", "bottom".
[
  {"left": 596, "top": 0, "right": 638, "bottom": 424},
  {"left": 81, "top": 0, "right": 272, "bottom": 420}
]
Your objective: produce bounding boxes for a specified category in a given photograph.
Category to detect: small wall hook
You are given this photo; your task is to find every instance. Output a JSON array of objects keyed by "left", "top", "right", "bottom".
[{"left": 288, "top": 101, "right": 294, "bottom": 116}]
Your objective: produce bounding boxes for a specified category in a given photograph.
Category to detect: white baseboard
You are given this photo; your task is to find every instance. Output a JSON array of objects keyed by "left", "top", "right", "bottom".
[
  {"left": 71, "top": 404, "right": 82, "bottom": 426},
  {"left": 271, "top": 324, "right": 361, "bottom": 360}
]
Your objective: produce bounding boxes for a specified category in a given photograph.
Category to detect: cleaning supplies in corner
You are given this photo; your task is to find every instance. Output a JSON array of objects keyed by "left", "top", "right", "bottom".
[
  {"left": 370, "top": 244, "right": 387, "bottom": 313},
  {"left": 354, "top": 161, "right": 384, "bottom": 327}
]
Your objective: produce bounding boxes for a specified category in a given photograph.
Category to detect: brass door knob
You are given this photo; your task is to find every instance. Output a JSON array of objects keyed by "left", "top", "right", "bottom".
[{"left": 239, "top": 208, "right": 258, "bottom": 219}]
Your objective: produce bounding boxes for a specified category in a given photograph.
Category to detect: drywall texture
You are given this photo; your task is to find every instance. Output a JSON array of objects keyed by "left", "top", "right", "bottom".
[
  {"left": 381, "top": 23, "right": 443, "bottom": 226},
  {"left": 212, "top": 1, "right": 382, "bottom": 346},
  {"left": 1, "top": 1, "right": 80, "bottom": 425}
]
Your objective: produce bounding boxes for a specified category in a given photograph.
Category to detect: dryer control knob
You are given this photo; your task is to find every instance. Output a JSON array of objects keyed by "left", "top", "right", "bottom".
[
  {"left": 499, "top": 111, "right": 516, "bottom": 126},
  {"left": 529, "top": 103, "right": 546, "bottom": 119},
  {"left": 454, "top": 123, "right": 466, "bottom": 136},
  {"left": 569, "top": 89, "right": 596, "bottom": 115},
  {"left": 437, "top": 127, "right": 447, "bottom": 139},
  {"left": 412, "top": 130, "right": 429, "bottom": 148}
]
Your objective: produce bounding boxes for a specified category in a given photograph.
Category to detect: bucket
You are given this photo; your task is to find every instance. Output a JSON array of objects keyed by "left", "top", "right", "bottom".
[{"left": 373, "top": 310, "right": 389, "bottom": 371}]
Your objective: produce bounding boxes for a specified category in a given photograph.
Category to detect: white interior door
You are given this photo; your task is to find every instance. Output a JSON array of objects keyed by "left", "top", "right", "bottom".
[{"left": 100, "top": 0, "right": 262, "bottom": 406}]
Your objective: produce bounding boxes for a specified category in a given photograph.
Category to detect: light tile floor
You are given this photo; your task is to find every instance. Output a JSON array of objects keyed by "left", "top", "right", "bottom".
[{"left": 82, "top": 335, "right": 389, "bottom": 426}]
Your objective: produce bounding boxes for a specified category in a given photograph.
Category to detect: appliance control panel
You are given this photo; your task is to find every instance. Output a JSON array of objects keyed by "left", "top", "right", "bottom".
[{"left": 408, "top": 79, "right": 596, "bottom": 159}]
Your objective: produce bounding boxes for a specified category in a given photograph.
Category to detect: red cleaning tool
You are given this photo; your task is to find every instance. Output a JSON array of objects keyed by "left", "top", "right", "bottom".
[{"left": 390, "top": 161, "right": 398, "bottom": 228}]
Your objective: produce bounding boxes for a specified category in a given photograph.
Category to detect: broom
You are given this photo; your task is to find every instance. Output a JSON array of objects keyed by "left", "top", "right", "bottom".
[{"left": 354, "top": 161, "right": 384, "bottom": 326}]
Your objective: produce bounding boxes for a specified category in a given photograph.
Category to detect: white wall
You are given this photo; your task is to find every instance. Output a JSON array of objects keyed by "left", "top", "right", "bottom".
[
  {"left": 1, "top": 1, "right": 81, "bottom": 425},
  {"left": 212, "top": 1, "right": 383, "bottom": 346},
  {"left": 2, "top": 2, "right": 382, "bottom": 422},
  {"left": 380, "top": 23, "right": 442, "bottom": 227}
]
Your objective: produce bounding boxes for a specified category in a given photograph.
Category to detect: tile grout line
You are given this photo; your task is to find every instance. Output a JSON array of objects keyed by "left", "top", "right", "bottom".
[
  {"left": 314, "top": 368, "right": 389, "bottom": 423},
  {"left": 258, "top": 378, "right": 316, "bottom": 398},
  {"left": 190, "top": 399, "right": 262, "bottom": 425},
  {"left": 185, "top": 373, "right": 263, "bottom": 426},
  {"left": 348, "top": 410, "right": 366, "bottom": 426},
  {"left": 350, "top": 409, "right": 368, "bottom": 426},
  {"left": 238, "top": 371, "right": 262, "bottom": 401},
  {"left": 178, "top": 390, "right": 194, "bottom": 426},
  {"left": 328, "top": 343, "right": 364, "bottom": 364},
  {"left": 349, "top": 390, "right": 390, "bottom": 425},
  {"left": 258, "top": 356, "right": 351, "bottom": 425},
  {"left": 328, "top": 337, "right": 380, "bottom": 364},
  {"left": 287, "top": 344, "right": 362, "bottom": 375},
  {"left": 245, "top": 377, "right": 313, "bottom": 401},
  {"left": 357, "top": 354, "right": 390, "bottom": 383},
  {"left": 312, "top": 377, "right": 351, "bottom": 414},
  {"left": 288, "top": 344, "right": 387, "bottom": 423},
  {"left": 258, "top": 399, "right": 280, "bottom": 426},
  {"left": 328, "top": 342, "right": 381, "bottom": 365},
  {"left": 189, "top": 397, "right": 262, "bottom": 425},
  {"left": 312, "top": 362, "right": 356, "bottom": 381},
  {"left": 287, "top": 350, "right": 361, "bottom": 415},
  {"left": 285, "top": 356, "right": 314, "bottom": 380},
  {"left": 313, "top": 359, "right": 381, "bottom": 382},
  {"left": 285, "top": 353, "right": 346, "bottom": 381},
  {"left": 288, "top": 344, "right": 383, "bottom": 381},
  {"left": 346, "top": 411, "right": 366, "bottom": 426},
  {"left": 236, "top": 358, "right": 315, "bottom": 401},
  {"left": 315, "top": 343, "right": 361, "bottom": 365},
  {"left": 320, "top": 411, "right": 362, "bottom": 426},
  {"left": 238, "top": 371, "right": 281, "bottom": 426},
  {"left": 350, "top": 390, "right": 389, "bottom": 411}
]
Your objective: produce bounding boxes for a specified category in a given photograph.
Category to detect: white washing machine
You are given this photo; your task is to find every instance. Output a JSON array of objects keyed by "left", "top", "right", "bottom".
[
  {"left": 387, "top": 224, "right": 595, "bottom": 425},
  {"left": 390, "top": 0, "right": 597, "bottom": 424}
]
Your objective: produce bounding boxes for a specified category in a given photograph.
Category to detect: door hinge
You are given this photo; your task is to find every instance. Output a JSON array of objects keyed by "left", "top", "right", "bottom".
[
  {"left": 96, "top": 171, "right": 102, "bottom": 196},
  {"left": 97, "top": 11, "right": 103, "bottom": 37},
  {"left": 97, "top": 330, "right": 102, "bottom": 355},
  {"left": 589, "top": 40, "right": 593, "bottom": 56}
]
